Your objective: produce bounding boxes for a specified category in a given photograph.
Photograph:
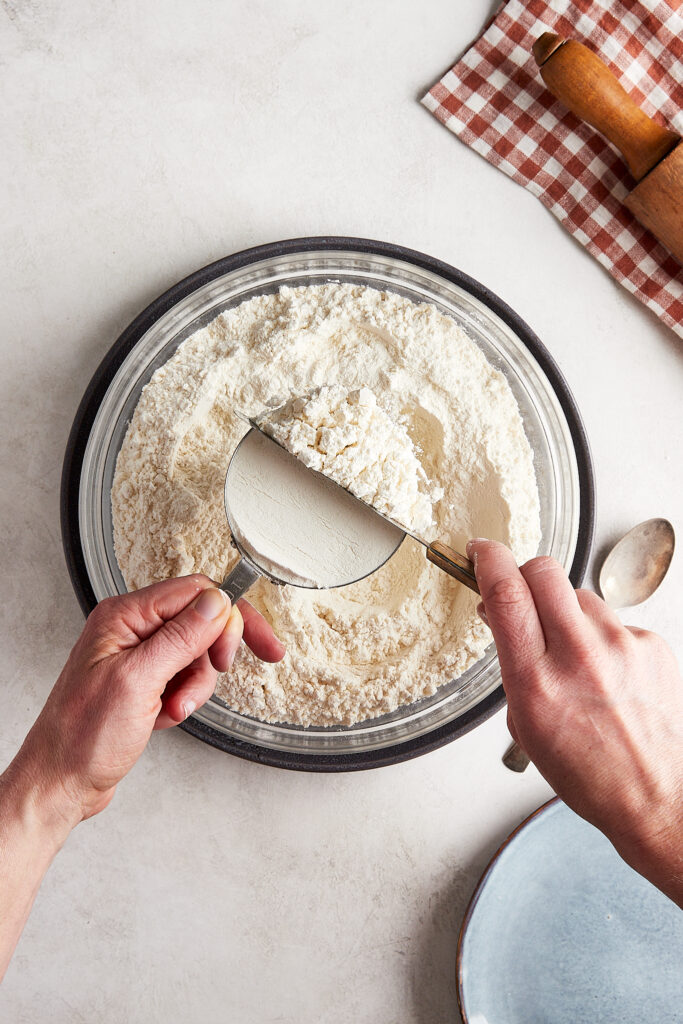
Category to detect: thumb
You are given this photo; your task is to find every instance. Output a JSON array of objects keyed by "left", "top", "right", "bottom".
[
  {"left": 125, "top": 586, "right": 232, "bottom": 682},
  {"left": 467, "top": 539, "right": 545, "bottom": 678}
]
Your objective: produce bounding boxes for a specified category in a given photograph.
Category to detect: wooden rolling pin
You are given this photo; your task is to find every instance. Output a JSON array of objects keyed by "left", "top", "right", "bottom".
[{"left": 533, "top": 33, "right": 683, "bottom": 265}]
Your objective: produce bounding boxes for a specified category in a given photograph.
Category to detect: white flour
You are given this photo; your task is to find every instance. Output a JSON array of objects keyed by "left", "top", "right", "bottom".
[
  {"left": 259, "top": 385, "right": 441, "bottom": 535},
  {"left": 112, "top": 283, "right": 541, "bottom": 726}
]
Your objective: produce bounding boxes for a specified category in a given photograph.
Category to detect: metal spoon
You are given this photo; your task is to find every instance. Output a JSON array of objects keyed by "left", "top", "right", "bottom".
[
  {"left": 599, "top": 518, "right": 675, "bottom": 609},
  {"left": 503, "top": 518, "right": 675, "bottom": 773}
]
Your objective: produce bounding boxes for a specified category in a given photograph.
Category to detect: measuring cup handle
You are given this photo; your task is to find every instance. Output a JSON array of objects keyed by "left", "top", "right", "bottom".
[{"left": 220, "top": 556, "right": 262, "bottom": 603}]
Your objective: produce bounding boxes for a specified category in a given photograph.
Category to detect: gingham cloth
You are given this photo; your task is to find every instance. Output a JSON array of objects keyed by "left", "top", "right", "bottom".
[{"left": 422, "top": 0, "right": 683, "bottom": 337}]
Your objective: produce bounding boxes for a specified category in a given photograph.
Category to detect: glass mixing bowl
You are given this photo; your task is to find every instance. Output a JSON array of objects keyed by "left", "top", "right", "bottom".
[{"left": 62, "top": 238, "right": 594, "bottom": 771}]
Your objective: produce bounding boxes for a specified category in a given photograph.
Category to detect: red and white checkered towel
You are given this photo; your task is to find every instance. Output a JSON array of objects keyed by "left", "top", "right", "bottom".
[{"left": 422, "top": 0, "right": 683, "bottom": 337}]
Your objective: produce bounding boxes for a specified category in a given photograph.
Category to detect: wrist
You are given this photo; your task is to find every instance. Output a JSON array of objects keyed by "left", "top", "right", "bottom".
[
  {"left": 1, "top": 749, "right": 81, "bottom": 854},
  {"left": 0, "top": 751, "right": 79, "bottom": 982},
  {"left": 607, "top": 799, "right": 683, "bottom": 907}
]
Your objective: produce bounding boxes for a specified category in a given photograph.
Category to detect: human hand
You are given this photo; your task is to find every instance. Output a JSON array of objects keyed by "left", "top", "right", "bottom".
[
  {"left": 11, "top": 576, "right": 286, "bottom": 827},
  {"left": 468, "top": 539, "right": 683, "bottom": 905}
]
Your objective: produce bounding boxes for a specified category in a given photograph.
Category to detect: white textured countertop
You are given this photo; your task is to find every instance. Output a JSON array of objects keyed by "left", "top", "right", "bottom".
[{"left": 1, "top": 2, "right": 681, "bottom": 1021}]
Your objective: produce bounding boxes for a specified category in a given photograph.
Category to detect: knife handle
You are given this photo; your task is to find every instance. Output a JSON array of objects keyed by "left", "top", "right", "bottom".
[
  {"left": 426, "top": 541, "right": 479, "bottom": 594},
  {"left": 532, "top": 34, "right": 680, "bottom": 181}
]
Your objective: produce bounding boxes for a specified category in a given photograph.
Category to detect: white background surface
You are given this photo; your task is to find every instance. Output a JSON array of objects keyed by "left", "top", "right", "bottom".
[{"left": 1, "top": 2, "right": 681, "bottom": 1021}]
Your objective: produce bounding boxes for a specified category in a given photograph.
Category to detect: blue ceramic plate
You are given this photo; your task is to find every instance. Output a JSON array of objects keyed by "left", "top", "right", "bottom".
[{"left": 458, "top": 797, "right": 683, "bottom": 1023}]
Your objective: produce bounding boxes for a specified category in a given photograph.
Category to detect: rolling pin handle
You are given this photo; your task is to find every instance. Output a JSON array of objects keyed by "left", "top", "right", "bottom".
[
  {"left": 532, "top": 35, "right": 680, "bottom": 181},
  {"left": 532, "top": 32, "right": 566, "bottom": 67}
]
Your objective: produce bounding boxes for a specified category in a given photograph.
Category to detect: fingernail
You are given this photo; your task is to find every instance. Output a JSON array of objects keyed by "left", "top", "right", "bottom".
[
  {"left": 476, "top": 602, "right": 490, "bottom": 627},
  {"left": 193, "top": 587, "right": 229, "bottom": 620},
  {"left": 225, "top": 606, "right": 244, "bottom": 669},
  {"left": 466, "top": 537, "right": 489, "bottom": 558},
  {"left": 182, "top": 699, "right": 197, "bottom": 720}
]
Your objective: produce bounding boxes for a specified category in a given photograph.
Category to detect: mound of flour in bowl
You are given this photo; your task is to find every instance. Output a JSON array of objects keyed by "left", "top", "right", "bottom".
[
  {"left": 111, "top": 283, "right": 541, "bottom": 726},
  {"left": 258, "top": 384, "right": 442, "bottom": 535}
]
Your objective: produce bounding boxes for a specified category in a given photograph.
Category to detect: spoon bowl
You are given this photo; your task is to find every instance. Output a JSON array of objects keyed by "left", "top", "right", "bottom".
[{"left": 599, "top": 518, "right": 675, "bottom": 608}]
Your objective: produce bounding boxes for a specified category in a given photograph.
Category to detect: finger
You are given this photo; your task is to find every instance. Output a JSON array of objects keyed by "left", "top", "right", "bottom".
[
  {"left": 506, "top": 706, "right": 520, "bottom": 744},
  {"left": 576, "top": 589, "right": 623, "bottom": 630},
  {"left": 86, "top": 575, "right": 216, "bottom": 658},
  {"left": 626, "top": 625, "right": 651, "bottom": 640},
  {"left": 237, "top": 600, "right": 286, "bottom": 663},
  {"left": 467, "top": 539, "right": 545, "bottom": 677},
  {"left": 124, "top": 586, "right": 232, "bottom": 683},
  {"left": 208, "top": 606, "right": 245, "bottom": 672},
  {"left": 153, "top": 652, "right": 218, "bottom": 730},
  {"left": 519, "top": 556, "right": 585, "bottom": 648}
]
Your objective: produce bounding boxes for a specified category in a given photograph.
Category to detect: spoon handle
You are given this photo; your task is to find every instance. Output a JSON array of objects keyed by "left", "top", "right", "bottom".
[{"left": 426, "top": 541, "right": 479, "bottom": 593}]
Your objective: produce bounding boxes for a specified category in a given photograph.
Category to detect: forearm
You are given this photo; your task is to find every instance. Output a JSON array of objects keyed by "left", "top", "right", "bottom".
[
  {"left": 0, "top": 757, "right": 75, "bottom": 980},
  {"left": 549, "top": 774, "right": 683, "bottom": 909}
]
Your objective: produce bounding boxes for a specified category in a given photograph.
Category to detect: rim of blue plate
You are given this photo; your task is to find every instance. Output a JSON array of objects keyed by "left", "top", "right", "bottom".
[{"left": 456, "top": 796, "right": 560, "bottom": 1020}]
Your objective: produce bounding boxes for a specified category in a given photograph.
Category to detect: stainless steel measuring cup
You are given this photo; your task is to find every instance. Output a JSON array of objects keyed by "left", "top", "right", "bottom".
[{"left": 219, "top": 428, "right": 405, "bottom": 602}]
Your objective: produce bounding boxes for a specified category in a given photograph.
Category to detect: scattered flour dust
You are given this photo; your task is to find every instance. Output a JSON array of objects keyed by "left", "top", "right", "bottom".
[{"left": 111, "top": 283, "right": 541, "bottom": 726}]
